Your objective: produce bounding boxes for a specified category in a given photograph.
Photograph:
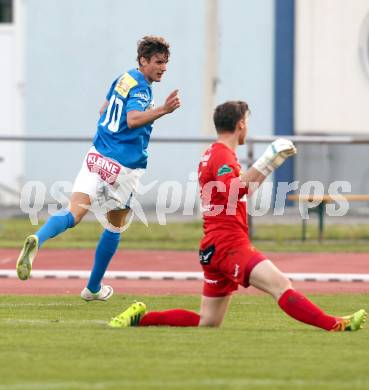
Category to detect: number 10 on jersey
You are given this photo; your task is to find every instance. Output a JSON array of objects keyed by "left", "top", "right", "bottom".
[{"left": 101, "top": 95, "right": 124, "bottom": 133}]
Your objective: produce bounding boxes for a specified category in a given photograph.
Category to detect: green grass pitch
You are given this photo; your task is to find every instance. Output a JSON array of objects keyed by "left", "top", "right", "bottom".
[{"left": 1, "top": 294, "right": 369, "bottom": 390}]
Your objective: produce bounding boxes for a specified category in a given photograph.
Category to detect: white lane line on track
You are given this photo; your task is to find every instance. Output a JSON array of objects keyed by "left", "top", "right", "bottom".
[
  {"left": 0, "top": 378, "right": 368, "bottom": 390},
  {"left": 1, "top": 269, "right": 369, "bottom": 282}
]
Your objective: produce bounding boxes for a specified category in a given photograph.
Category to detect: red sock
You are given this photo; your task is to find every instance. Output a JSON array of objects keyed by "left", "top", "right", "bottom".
[
  {"left": 139, "top": 309, "right": 200, "bottom": 327},
  {"left": 278, "top": 289, "right": 337, "bottom": 331}
]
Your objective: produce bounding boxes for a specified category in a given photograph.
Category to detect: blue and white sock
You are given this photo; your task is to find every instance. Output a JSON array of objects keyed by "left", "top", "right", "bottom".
[
  {"left": 35, "top": 210, "right": 75, "bottom": 248},
  {"left": 87, "top": 229, "right": 121, "bottom": 293}
]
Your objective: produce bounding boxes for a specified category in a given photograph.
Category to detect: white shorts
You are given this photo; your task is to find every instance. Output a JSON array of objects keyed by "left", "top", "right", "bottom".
[{"left": 72, "top": 146, "right": 145, "bottom": 210}]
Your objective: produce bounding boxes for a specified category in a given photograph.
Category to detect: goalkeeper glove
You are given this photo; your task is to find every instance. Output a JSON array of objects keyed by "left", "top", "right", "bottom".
[{"left": 252, "top": 138, "right": 297, "bottom": 176}]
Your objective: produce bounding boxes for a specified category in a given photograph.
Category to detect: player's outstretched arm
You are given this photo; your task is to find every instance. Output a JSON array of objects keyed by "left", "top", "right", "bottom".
[
  {"left": 127, "top": 89, "right": 181, "bottom": 128},
  {"left": 240, "top": 138, "right": 297, "bottom": 192}
]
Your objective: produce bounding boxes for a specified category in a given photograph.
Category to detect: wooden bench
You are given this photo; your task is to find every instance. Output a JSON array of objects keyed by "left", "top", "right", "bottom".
[{"left": 287, "top": 194, "right": 369, "bottom": 241}]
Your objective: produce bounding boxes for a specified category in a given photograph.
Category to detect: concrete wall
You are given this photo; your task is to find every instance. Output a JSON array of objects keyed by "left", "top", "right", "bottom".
[
  {"left": 0, "top": 20, "right": 24, "bottom": 205},
  {"left": 295, "top": 0, "right": 369, "bottom": 204},
  {"left": 217, "top": 0, "right": 275, "bottom": 138},
  {"left": 295, "top": 0, "right": 369, "bottom": 134}
]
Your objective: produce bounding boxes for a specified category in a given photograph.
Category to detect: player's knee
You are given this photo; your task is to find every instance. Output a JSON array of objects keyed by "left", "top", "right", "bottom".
[
  {"left": 69, "top": 198, "right": 90, "bottom": 225},
  {"left": 70, "top": 211, "right": 84, "bottom": 226}
]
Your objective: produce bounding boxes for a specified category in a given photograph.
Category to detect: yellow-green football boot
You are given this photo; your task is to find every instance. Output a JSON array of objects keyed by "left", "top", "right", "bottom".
[
  {"left": 109, "top": 302, "right": 147, "bottom": 328},
  {"left": 16, "top": 235, "right": 39, "bottom": 280},
  {"left": 332, "top": 309, "right": 367, "bottom": 331}
]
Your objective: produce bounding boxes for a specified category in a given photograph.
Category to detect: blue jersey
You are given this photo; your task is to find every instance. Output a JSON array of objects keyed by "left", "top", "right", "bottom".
[{"left": 93, "top": 68, "right": 154, "bottom": 169}]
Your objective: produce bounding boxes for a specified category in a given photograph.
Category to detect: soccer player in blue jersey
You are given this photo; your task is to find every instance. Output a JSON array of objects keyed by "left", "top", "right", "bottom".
[{"left": 16, "top": 36, "right": 180, "bottom": 300}]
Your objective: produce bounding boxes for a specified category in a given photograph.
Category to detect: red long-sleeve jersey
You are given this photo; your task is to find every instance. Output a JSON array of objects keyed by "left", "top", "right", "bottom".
[{"left": 198, "top": 142, "right": 249, "bottom": 239}]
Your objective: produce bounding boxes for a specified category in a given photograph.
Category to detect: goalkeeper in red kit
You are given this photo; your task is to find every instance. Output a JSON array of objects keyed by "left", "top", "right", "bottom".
[{"left": 109, "top": 101, "right": 367, "bottom": 331}]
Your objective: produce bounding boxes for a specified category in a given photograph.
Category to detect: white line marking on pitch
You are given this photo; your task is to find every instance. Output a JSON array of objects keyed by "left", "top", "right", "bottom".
[
  {"left": 0, "top": 378, "right": 368, "bottom": 390},
  {"left": 1, "top": 319, "right": 106, "bottom": 325},
  {"left": 0, "top": 302, "right": 84, "bottom": 308}
]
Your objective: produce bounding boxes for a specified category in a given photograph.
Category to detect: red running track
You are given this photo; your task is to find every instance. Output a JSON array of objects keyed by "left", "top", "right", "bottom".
[{"left": 1, "top": 249, "right": 369, "bottom": 295}]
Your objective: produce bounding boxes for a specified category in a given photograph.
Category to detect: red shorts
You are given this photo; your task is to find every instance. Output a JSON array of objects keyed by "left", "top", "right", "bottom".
[{"left": 199, "top": 235, "right": 267, "bottom": 297}]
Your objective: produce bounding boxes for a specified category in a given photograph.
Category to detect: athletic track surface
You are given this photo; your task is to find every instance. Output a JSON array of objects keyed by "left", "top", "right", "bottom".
[{"left": 1, "top": 249, "right": 369, "bottom": 295}]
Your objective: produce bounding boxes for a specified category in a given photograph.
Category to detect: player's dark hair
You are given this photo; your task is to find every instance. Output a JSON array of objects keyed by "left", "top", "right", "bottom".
[
  {"left": 213, "top": 101, "right": 249, "bottom": 133},
  {"left": 137, "top": 36, "right": 170, "bottom": 66}
]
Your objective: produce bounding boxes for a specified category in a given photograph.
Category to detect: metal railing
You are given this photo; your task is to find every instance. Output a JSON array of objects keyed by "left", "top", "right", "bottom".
[
  {"left": 1, "top": 134, "right": 369, "bottom": 209},
  {"left": 2, "top": 134, "right": 369, "bottom": 169}
]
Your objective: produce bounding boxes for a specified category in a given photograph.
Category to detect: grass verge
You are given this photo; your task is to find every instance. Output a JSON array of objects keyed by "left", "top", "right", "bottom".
[{"left": 1, "top": 219, "right": 369, "bottom": 252}]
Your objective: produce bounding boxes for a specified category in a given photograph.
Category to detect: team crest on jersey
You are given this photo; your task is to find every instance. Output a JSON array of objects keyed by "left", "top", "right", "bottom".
[
  {"left": 115, "top": 73, "right": 138, "bottom": 97},
  {"left": 217, "top": 164, "right": 232, "bottom": 176}
]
